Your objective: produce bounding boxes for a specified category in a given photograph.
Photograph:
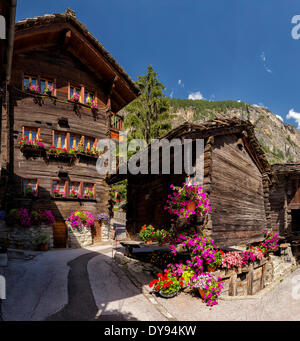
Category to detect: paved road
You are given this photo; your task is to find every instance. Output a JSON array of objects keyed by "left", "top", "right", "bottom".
[
  {"left": 2, "top": 245, "right": 166, "bottom": 321},
  {"left": 2, "top": 245, "right": 300, "bottom": 321}
]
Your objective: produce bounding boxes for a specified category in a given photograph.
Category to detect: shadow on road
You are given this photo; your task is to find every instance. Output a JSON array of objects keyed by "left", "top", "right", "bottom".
[{"left": 46, "top": 251, "right": 139, "bottom": 321}]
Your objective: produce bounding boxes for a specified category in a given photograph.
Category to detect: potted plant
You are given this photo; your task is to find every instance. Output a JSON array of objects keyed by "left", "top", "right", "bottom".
[
  {"left": 33, "top": 232, "right": 50, "bottom": 251},
  {"left": 53, "top": 189, "right": 64, "bottom": 198},
  {"left": 70, "top": 190, "right": 79, "bottom": 198},
  {"left": 139, "top": 224, "right": 155, "bottom": 244},
  {"left": 66, "top": 210, "right": 94, "bottom": 232},
  {"left": 44, "top": 86, "right": 53, "bottom": 96},
  {"left": 83, "top": 188, "right": 94, "bottom": 199},
  {"left": 191, "top": 273, "right": 223, "bottom": 306},
  {"left": 153, "top": 229, "right": 169, "bottom": 247},
  {"left": 206, "top": 249, "right": 223, "bottom": 272},
  {"left": 149, "top": 269, "right": 184, "bottom": 298},
  {"left": 26, "top": 84, "right": 40, "bottom": 94},
  {"left": 164, "top": 182, "right": 211, "bottom": 219},
  {"left": 97, "top": 213, "right": 110, "bottom": 223},
  {"left": 70, "top": 92, "right": 80, "bottom": 103}
]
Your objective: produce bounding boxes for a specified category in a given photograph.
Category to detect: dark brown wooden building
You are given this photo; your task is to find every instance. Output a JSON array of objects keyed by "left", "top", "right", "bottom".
[
  {"left": 269, "top": 163, "right": 300, "bottom": 237},
  {"left": 108, "top": 118, "right": 273, "bottom": 247},
  {"left": 0, "top": 8, "right": 139, "bottom": 247}
]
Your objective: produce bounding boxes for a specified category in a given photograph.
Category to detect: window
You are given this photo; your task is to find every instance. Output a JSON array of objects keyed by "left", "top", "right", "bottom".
[
  {"left": 83, "top": 136, "right": 95, "bottom": 150},
  {"left": 24, "top": 75, "right": 37, "bottom": 90},
  {"left": 84, "top": 91, "right": 95, "bottom": 105},
  {"left": 69, "top": 86, "right": 81, "bottom": 102},
  {"left": 40, "top": 79, "right": 54, "bottom": 94},
  {"left": 70, "top": 134, "right": 81, "bottom": 150},
  {"left": 53, "top": 131, "right": 67, "bottom": 149},
  {"left": 23, "top": 127, "right": 39, "bottom": 142},
  {"left": 69, "top": 182, "right": 81, "bottom": 198},
  {"left": 83, "top": 183, "right": 95, "bottom": 199},
  {"left": 52, "top": 180, "right": 67, "bottom": 197},
  {"left": 23, "top": 179, "right": 39, "bottom": 197}
]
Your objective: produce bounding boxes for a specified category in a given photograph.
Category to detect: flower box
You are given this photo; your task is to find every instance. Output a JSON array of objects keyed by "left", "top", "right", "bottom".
[
  {"left": 47, "top": 147, "right": 76, "bottom": 163},
  {"left": 76, "top": 151, "right": 99, "bottom": 162},
  {"left": 20, "top": 144, "right": 45, "bottom": 157}
]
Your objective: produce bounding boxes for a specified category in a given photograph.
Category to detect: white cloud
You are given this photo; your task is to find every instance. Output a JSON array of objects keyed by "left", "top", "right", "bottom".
[
  {"left": 260, "top": 51, "right": 266, "bottom": 62},
  {"left": 188, "top": 91, "right": 204, "bottom": 100},
  {"left": 170, "top": 91, "right": 174, "bottom": 98},
  {"left": 253, "top": 103, "right": 265, "bottom": 108},
  {"left": 177, "top": 79, "right": 184, "bottom": 88},
  {"left": 286, "top": 108, "right": 300, "bottom": 128},
  {"left": 276, "top": 114, "right": 283, "bottom": 122},
  {"left": 260, "top": 51, "right": 272, "bottom": 74}
]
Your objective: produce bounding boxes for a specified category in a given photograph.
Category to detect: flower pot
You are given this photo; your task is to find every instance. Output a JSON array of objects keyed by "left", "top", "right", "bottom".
[
  {"left": 145, "top": 240, "right": 152, "bottom": 244},
  {"left": 40, "top": 243, "right": 48, "bottom": 251},
  {"left": 198, "top": 288, "right": 207, "bottom": 300},
  {"left": 159, "top": 290, "right": 178, "bottom": 299},
  {"left": 207, "top": 265, "right": 217, "bottom": 272},
  {"left": 187, "top": 201, "right": 196, "bottom": 211}
]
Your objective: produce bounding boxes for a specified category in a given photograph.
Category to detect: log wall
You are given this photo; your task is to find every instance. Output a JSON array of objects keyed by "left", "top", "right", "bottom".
[
  {"left": 1, "top": 47, "right": 112, "bottom": 219},
  {"left": 209, "top": 134, "right": 267, "bottom": 246}
]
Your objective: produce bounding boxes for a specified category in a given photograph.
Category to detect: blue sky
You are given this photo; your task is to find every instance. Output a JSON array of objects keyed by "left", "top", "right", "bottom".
[{"left": 16, "top": 0, "right": 300, "bottom": 129}]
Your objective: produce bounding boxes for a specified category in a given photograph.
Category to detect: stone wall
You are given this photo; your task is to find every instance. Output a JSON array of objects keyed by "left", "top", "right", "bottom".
[
  {"left": 101, "top": 220, "right": 111, "bottom": 242},
  {"left": 67, "top": 223, "right": 93, "bottom": 248},
  {"left": 0, "top": 220, "right": 53, "bottom": 250}
]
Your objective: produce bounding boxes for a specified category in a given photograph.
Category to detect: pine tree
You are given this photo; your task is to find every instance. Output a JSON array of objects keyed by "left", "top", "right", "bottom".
[{"left": 124, "top": 65, "right": 173, "bottom": 144}]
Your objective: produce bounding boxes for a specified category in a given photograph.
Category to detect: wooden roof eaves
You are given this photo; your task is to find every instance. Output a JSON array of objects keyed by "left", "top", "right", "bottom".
[
  {"left": 14, "top": 13, "right": 140, "bottom": 98},
  {"left": 106, "top": 119, "right": 273, "bottom": 184}
]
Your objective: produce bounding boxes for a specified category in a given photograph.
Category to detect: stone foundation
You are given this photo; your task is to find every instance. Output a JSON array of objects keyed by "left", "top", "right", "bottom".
[
  {"left": 101, "top": 221, "right": 111, "bottom": 241},
  {"left": 0, "top": 220, "right": 53, "bottom": 250},
  {"left": 67, "top": 223, "right": 93, "bottom": 248}
]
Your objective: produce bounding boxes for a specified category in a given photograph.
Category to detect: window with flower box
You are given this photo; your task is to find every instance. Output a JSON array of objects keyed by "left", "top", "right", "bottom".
[
  {"left": 23, "top": 179, "right": 39, "bottom": 197},
  {"left": 69, "top": 182, "right": 81, "bottom": 199},
  {"left": 70, "top": 134, "right": 81, "bottom": 150},
  {"left": 52, "top": 180, "right": 67, "bottom": 198},
  {"left": 84, "top": 90, "right": 96, "bottom": 105},
  {"left": 83, "top": 136, "right": 96, "bottom": 150},
  {"left": 22, "top": 127, "right": 40, "bottom": 142},
  {"left": 40, "top": 78, "right": 55, "bottom": 96},
  {"left": 69, "top": 85, "right": 82, "bottom": 103},
  {"left": 83, "top": 183, "right": 96, "bottom": 199},
  {"left": 23, "top": 75, "right": 38, "bottom": 90},
  {"left": 53, "top": 131, "right": 67, "bottom": 149}
]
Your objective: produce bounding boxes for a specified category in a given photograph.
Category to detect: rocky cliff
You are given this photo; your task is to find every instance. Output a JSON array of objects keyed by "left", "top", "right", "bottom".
[{"left": 169, "top": 99, "right": 300, "bottom": 164}]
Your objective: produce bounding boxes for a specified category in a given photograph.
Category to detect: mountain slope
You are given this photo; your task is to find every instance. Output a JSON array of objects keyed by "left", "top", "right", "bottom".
[{"left": 169, "top": 98, "right": 300, "bottom": 165}]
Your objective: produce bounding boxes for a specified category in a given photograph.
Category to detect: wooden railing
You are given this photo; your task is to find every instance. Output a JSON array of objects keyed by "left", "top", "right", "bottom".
[{"left": 111, "top": 114, "right": 124, "bottom": 131}]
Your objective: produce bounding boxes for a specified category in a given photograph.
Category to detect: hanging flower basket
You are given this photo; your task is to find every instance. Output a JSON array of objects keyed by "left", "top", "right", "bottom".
[{"left": 164, "top": 182, "right": 211, "bottom": 219}]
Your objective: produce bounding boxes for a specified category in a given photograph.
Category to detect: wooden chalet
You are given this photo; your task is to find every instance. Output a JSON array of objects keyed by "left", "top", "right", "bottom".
[
  {"left": 107, "top": 118, "right": 273, "bottom": 248},
  {"left": 269, "top": 163, "right": 300, "bottom": 238},
  {"left": 0, "top": 8, "right": 140, "bottom": 247}
]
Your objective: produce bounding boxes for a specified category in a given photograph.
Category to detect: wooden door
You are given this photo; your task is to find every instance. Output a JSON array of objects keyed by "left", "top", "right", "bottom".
[
  {"left": 53, "top": 220, "right": 68, "bottom": 248},
  {"left": 91, "top": 221, "right": 102, "bottom": 244}
]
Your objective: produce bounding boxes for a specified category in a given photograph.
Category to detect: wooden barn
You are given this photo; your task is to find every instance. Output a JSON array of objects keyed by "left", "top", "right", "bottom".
[
  {"left": 107, "top": 118, "right": 273, "bottom": 247},
  {"left": 0, "top": 8, "right": 139, "bottom": 247},
  {"left": 269, "top": 163, "right": 300, "bottom": 238}
]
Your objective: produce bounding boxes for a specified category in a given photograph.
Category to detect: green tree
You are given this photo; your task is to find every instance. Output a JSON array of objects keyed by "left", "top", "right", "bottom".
[{"left": 124, "top": 65, "right": 173, "bottom": 144}]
